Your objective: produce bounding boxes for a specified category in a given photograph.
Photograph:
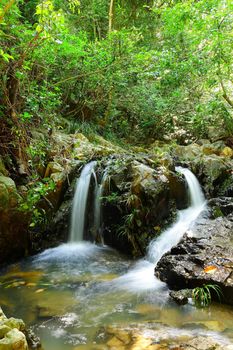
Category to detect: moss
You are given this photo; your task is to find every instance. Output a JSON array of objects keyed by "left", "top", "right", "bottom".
[
  {"left": 0, "top": 158, "right": 8, "bottom": 176},
  {"left": 217, "top": 176, "right": 233, "bottom": 197},
  {"left": 212, "top": 207, "right": 224, "bottom": 218}
]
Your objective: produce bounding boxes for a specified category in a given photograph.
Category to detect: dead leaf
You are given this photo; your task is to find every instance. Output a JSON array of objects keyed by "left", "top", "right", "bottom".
[{"left": 204, "top": 265, "right": 217, "bottom": 274}]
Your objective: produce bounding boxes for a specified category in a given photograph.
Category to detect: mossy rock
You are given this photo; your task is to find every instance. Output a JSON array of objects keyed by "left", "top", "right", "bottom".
[
  {"left": 0, "top": 177, "right": 19, "bottom": 211},
  {"left": 0, "top": 328, "right": 28, "bottom": 350},
  {"left": 220, "top": 146, "right": 233, "bottom": 158},
  {"left": 0, "top": 158, "right": 8, "bottom": 177}
]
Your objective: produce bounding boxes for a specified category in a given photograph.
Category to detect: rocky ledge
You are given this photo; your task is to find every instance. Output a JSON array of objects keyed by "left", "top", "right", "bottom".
[
  {"left": 0, "top": 307, "right": 41, "bottom": 350},
  {"left": 155, "top": 198, "right": 233, "bottom": 305}
]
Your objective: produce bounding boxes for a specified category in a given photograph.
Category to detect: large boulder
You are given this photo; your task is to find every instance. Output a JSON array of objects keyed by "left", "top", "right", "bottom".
[
  {"left": 155, "top": 214, "right": 233, "bottom": 305},
  {"left": 101, "top": 157, "right": 187, "bottom": 256}
]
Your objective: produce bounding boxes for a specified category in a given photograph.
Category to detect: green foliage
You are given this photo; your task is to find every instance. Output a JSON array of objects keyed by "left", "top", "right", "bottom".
[
  {"left": 192, "top": 284, "right": 223, "bottom": 307},
  {"left": 19, "top": 178, "right": 56, "bottom": 228},
  {"left": 27, "top": 139, "right": 49, "bottom": 168},
  {"left": 103, "top": 191, "right": 121, "bottom": 204},
  {"left": 1, "top": 0, "right": 233, "bottom": 157}
]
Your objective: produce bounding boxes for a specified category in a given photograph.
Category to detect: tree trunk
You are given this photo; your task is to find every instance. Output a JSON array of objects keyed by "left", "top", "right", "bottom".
[{"left": 109, "top": 0, "right": 114, "bottom": 33}]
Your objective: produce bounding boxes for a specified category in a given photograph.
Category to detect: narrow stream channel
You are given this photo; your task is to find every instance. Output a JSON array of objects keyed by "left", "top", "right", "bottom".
[{"left": 0, "top": 167, "right": 233, "bottom": 349}]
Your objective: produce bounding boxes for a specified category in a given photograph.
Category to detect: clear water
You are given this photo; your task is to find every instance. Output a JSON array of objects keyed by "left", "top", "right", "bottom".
[
  {"left": 0, "top": 242, "right": 233, "bottom": 349},
  {"left": 0, "top": 168, "right": 232, "bottom": 349}
]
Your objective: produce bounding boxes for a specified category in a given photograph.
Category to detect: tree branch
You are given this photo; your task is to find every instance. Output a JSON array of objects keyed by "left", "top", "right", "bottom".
[
  {"left": 0, "top": 0, "right": 15, "bottom": 23},
  {"left": 219, "top": 79, "right": 233, "bottom": 108}
]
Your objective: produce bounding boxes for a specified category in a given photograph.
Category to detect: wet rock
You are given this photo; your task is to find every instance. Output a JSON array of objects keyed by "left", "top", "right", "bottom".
[
  {"left": 24, "top": 329, "right": 41, "bottom": 350},
  {"left": 0, "top": 307, "right": 41, "bottom": 350},
  {"left": 182, "top": 321, "right": 225, "bottom": 332},
  {"left": 0, "top": 328, "right": 28, "bottom": 350},
  {"left": 96, "top": 324, "right": 230, "bottom": 350},
  {"left": 169, "top": 289, "right": 192, "bottom": 305},
  {"left": 155, "top": 216, "right": 233, "bottom": 305},
  {"left": 184, "top": 336, "right": 223, "bottom": 350},
  {"left": 208, "top": 197, "right": 233, "bottom": 217}
]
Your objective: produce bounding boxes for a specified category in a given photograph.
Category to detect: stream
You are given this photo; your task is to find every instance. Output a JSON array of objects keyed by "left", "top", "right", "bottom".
[
  {"left": 0, "top": 166, "right": 233, "bottom": 349},
  {"left": 0, "top": 243, "right": 233, "bottom": 349}
]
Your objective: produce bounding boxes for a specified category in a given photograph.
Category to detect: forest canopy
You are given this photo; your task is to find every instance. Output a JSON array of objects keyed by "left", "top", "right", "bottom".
[{"left": 0, "top": 0, "right": 233, "bottom": 160}]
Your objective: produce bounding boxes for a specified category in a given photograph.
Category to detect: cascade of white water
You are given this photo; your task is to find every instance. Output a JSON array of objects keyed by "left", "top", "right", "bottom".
[
  {"left": 93, "top": 171, "right": 108, "bottom": 244},
  {"left": 70, "top": 161, "right": 97, "bottom": 242},
  {"left": 175, "top": 166, "right": 205, "bottom": 208},
  {"left": 147, "top": 166, "right": 206, "bottom": 264},
  {"left": 113, "top": 167, "right": 206, "bottom": 292}
]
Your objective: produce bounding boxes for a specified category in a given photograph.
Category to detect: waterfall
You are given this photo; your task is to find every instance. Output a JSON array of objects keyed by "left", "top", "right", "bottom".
[
  {"left": 147, "top": 166, "right": 206, "bottom": 264},
  {"left": 93, "top": 171, "right": 108, "bottom": 244},
  {"left": 176, "top": 166, "right": 205, "bottom": 208},
  {"left": 93, "top": 184, "right": 103, "bottom": 243},
  {"left": 113, "top": 167, "right": 206, "bottom": 292},
  {"left": 70, "top": 161, "right": 97, "bottom": 242}
]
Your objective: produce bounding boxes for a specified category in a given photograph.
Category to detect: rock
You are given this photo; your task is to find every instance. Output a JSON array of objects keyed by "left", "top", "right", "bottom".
[
  {"left": 169, "top": 289, "right": 192, "bottom": 305},
  {"left": 4, "top": 319, "right": 25, "bottom": 332},
  {"left": 0, "top": 177, "right": 28, "bottom": 265},
  {"left": 155, "top": 216, "right": 233, "bottom": 305},
  {"left": 101, "top": 158, "right": 176, "bottom": 256},
  {"left": 183, "top": 321, "right": 225, "bottom": 332},
  {"left": 73, "top": 133, "right": 124, "bottom": 160},
  {"left": 0, "top": 177, "right": 19, "bottom": 211},
  {"left": 0, "top": 307, "right": 41, "bottom": 350},
  {"left": 173, "top": 144, "right": 201, "bottom": 160},
  {"left": 31, "top": 199, "right": 72, "bottom": 253},
  {"left": 0, "top": 326, "right": 11, "bottom": 338},
  {"left": 220, "top": 147, "right": 233, "bottom": 158},
  {"left": 207, "top": 125, "right": 228, "bottom": 142},
  {"left": 96, "top": 325, "right": 230, "bottom": 350},
  {"left": 24, "top": 329, "right": 41, "bottom": 350},
  {"left": 193, "top": 155, "right": 232, "bottom": 196},
  {"left": 209, "top": 197, "right": 233, "bottom": 217},
  {"left": 184, "top": 336, "right": 223, "bottom": 350},
  {"left": 167, "top": 173, "right": 188, "bottom": 209},
  {"left": 0, "top": 158, "right": 8, "bottom": 177},
  {"left": 173, "top": 142, "right": 233, "bottom": 197},
  {"left": 0, "top": 328, "right": 28, "bottom": 350},
  {"left": 131, "top": 162, "right": 168, "bottom": 198},
  {"left": 44, "top": 162, "right": 64, "bottom": 178}
]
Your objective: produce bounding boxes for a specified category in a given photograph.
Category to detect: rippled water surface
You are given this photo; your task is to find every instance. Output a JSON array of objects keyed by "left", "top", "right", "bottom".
[{"left": 0, "top": 242, "right": 233, "bottom": 349}]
